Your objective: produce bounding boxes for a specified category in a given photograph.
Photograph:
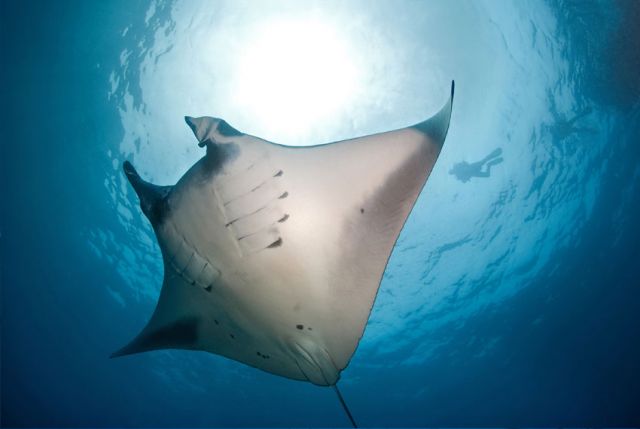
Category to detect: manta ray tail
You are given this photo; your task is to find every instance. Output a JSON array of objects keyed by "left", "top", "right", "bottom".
[
  {"left": 123, "top": 161, "right": 172, "bottom": 225},
  {"left": 333, "top": 385, "right": 358, "bottom": 428}
]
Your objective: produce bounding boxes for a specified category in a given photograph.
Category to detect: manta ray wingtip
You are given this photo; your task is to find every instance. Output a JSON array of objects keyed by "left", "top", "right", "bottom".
[
  {"left": 412, "top": 80, "right": 455, "bottom": 146},
  {"left": 122, "top": 160, "right": 146, "bottom": 194},
  {"left": 110, "top": 339, "right": 138, "bottom": 358},
  {"left": 122, "top": 160, "right": 138, "bottom": 179},
  {"left": 110, "top": 317, "right": 201, "bottom": 360},
  {"left": 110, "top": 341, "right": 143, "bottom": 359},
  {"left": 109, "top": 349, "right": 126, "bottom": 359}
]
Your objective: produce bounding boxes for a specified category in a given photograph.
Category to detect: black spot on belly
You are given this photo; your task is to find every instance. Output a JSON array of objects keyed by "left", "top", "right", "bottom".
[
  {"left": 204, "top": 285, "right": 213, "bottom": 292},
  {"left": 229, "top": 333, "right": 235, "bottom": 339},
  {"left": 308, "top": 327, "right": 313, "bottom": 331},
  {"left": 214, "top": 319, "right": 219, "bottom": 325},
  {"left": 278, "top": 214, "right": 289, "bottom": 223},
  {"left": 296, "top": 324, "right": 304, "bottom": 330},
  {"left": 360, "top": 208, "right": 365, "bottom": 214},
  {"left": 278, "top": 191, "right": 289, "bottom": 199},
  {"left": 274, "top": 170, "right": 283, "bottom": 177}
]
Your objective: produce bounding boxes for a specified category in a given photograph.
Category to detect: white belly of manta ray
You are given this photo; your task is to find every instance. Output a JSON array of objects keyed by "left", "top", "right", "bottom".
[{"left": 113, "top": 81, "right": 454, "bottom": 424}]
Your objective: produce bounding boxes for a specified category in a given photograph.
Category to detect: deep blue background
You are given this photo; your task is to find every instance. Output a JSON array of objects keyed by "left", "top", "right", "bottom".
[{"left": 2, "top": 0, "right": 639, "bottom": 426}]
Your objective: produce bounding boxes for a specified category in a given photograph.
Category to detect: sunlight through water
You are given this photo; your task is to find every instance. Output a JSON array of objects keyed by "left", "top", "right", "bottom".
[
  {"left": 232, "top": 16, "right": 360, "bottom": 137},
  {"left": 3, "top": 0, "right": 640, "bottom": 425}
]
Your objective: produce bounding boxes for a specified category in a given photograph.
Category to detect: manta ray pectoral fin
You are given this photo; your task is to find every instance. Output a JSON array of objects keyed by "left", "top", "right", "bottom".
[
  {"left": 123, "top": 161, "right": 171, "bottom": 225},
  {"left": 299, "top": 81, "right": 455, "bottom": 372},
  {"left": 110, "top": 317, "right": 200, "bottom": 358},
  {"left": 413, "top": 80, "right": 455, "bottom": 145},
  {"left": 111, "top": 271, "right": 206, "bottom": 358}
]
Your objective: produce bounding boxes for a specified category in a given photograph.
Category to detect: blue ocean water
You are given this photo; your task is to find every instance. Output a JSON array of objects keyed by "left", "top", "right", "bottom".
[{"left": 1, "top": 0, "right": 639, "bottom": 426}]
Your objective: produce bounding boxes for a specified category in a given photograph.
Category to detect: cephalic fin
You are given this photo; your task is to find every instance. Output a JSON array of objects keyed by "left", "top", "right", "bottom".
[{"left": 123, "top": 161, "right": 172, "bottom": 225}]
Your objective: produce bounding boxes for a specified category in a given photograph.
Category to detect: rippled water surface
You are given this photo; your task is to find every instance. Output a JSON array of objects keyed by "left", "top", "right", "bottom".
[{"left": 2, "top": 0, "right": 639, "bottom": 426}]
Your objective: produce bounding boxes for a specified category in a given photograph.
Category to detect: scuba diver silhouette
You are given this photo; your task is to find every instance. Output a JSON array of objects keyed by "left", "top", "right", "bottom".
[
  {"left": 449, "top": 148, "right": 503, "bottom": 183},
  {"left": 550, "top": 106, "right": 595, "bottom": 140}
]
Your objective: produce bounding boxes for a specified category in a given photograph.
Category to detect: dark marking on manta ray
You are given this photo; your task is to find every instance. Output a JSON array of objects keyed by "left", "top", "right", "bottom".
[
  {"left": 237, "top": 231, "right": 259, "bottom": 241},
  {"left": 180, "top": 252, "right": 195, "bottom": 275},
  {"left": 308, "top": 327, "right": 312, "bottom": 331},
  {"left": 139, "top": 318, "right": 199, "bottom": 352},
  {"left": 229, "top": 333, "right": 235, "bottom": 339},
  {"left": 267, "top": 238, "right": 283, "bottom": 249},
  {"left": 360, "top": 208, "right": 365, "bottom": 214},
  {"left": 249, "top": 181, "right": 268, "bottom": 193},
  {"left": 279, "top": 191, "right": 289, "bottom": 199},
  {"left": 202, "top": 141, "right": 240, "bottom": 177},
  {"left": 217, "top": 119, "right": 244, "bottom": 137},
  {"left": 214, "top": 319, "right": 219, "bottom": 325},
  {"left": 223, "top": 181, "right": 269, "bottom": 206},
  {"left": 224, "top": 169, "right": 285, "bottom": 206},
  {"left": 225, "top": 205, "right": 268, "bottom": 227},
  {"left": 198, "top": 263, "right": 209, "bottom": 278},
  {"left": 204, "top": 285, "right": 213, "bottom": 292},
  {"left": 249, "top": 170, "right": 283, "bottom": 193},
  {"left": 238, "top": 221, "right": 280, "bottom": 240},
  {"left": 237, "top": 214, "right": 289, "bottom": 240},
  {"left": 296, "top": 324, "right": 304, "bottom": 330}
]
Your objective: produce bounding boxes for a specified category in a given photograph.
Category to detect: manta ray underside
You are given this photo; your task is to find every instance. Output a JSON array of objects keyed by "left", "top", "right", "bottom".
[{"left": 113, "top": 81, "right": 454, "bottom": 424}]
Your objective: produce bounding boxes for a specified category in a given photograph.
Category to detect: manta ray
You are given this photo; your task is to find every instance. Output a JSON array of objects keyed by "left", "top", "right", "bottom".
[{"left": 113, "top": 81, "right": 454, "bottom": 426}]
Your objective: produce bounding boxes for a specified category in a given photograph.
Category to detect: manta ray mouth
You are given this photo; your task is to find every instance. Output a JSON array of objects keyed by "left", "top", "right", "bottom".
[{"left": 162, "top": 219, "right": 221, "bottom": 291}]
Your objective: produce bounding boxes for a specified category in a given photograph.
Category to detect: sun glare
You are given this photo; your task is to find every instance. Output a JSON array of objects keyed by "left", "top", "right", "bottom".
[{"left": 233, "top": 16, "right": 360, "bottom": 139}]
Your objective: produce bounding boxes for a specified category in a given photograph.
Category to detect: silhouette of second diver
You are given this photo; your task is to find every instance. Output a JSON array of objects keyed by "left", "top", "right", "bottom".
[
  {"left": 549, "top": 106, "right": 595, "bottom": 141},
  {"left": 449, "top": 106, "right": 594, "bottom": 184},
  {"left": 449, "top": 148, "right": 503, "bottom": 183}
]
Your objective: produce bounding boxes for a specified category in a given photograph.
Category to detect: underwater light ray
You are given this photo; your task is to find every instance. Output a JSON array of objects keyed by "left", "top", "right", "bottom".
[{"left": 232, "top": 16, "right": 361, "bottom": 137}]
